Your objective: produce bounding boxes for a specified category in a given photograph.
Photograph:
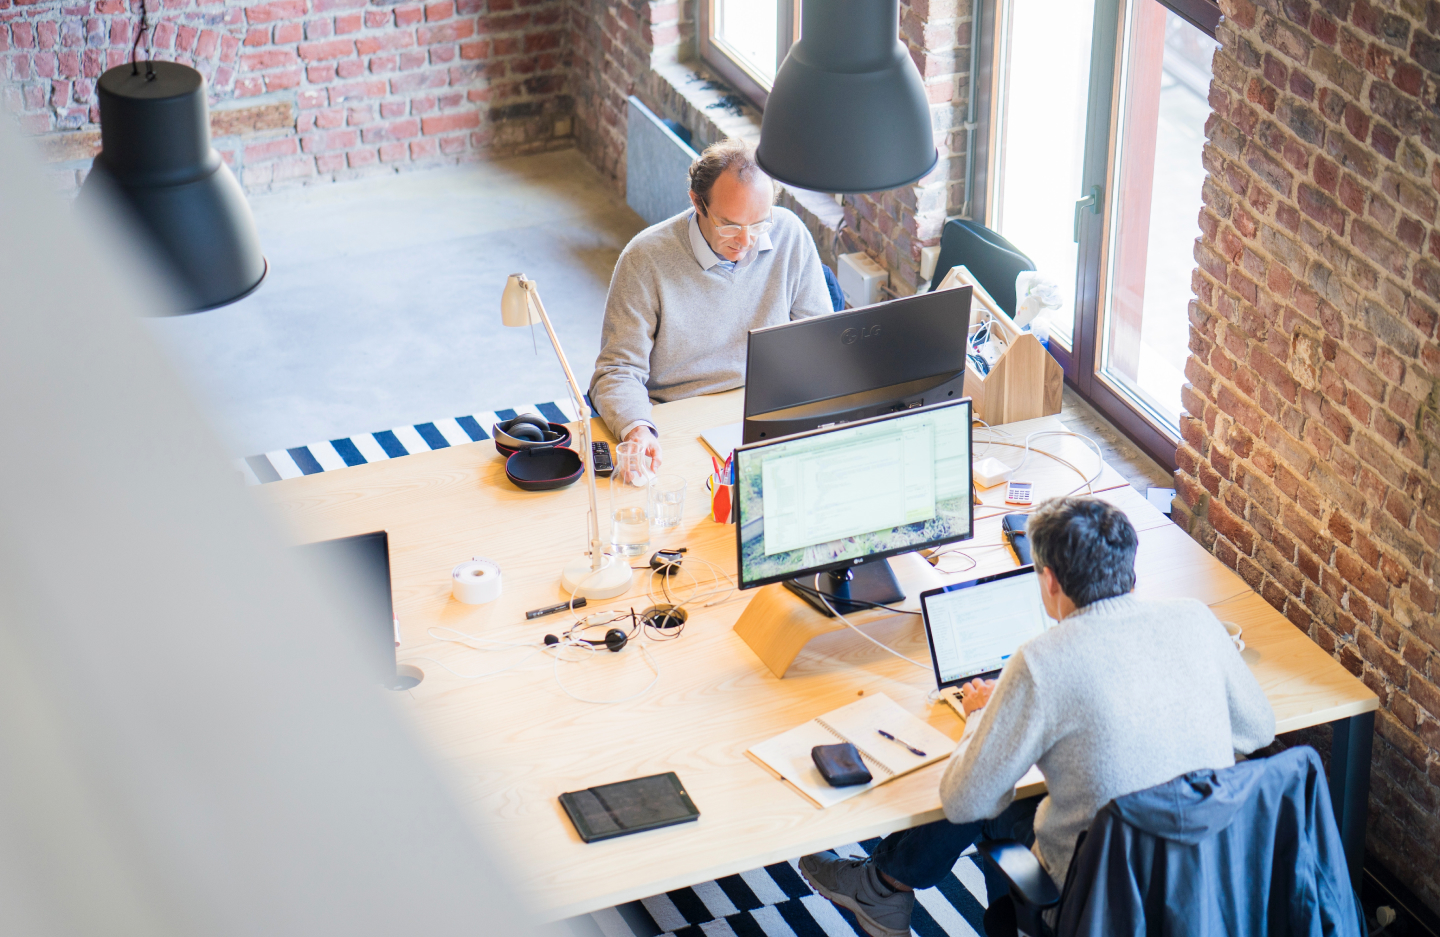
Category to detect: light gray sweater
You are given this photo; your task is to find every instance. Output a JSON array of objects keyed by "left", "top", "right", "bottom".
[
  {"left": 941, "top": 594, "right": 1275, "bottom": 887},
  {"left": 588, "top": 207, "right": 832, "bottom": 438}
]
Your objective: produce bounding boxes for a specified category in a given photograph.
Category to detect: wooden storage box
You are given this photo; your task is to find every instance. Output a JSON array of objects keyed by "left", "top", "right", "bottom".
[{"left": 935, "top": 265, "right": 1063, "bottom": 425}]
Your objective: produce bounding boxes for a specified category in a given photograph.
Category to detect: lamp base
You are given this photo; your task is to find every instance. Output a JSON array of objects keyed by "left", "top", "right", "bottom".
[{"left": 560, "top": 552, "right": 634, "bottom": 600}]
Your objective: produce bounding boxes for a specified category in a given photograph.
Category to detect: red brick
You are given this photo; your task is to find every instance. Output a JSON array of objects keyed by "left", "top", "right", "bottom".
[
  {"left": 424, "top": 0, "right": 453, "bottom": 19},
  {"left": 246, "top": 0, "right": 307, "bottom": 24},
  {"left": 347, "top": 148, "right": 379, "bottom": 167},
  {"left": 395, "top": 5, "right": 423, "bottom": 26},
  {"left": 416, "top": 21, "right": 474, "bottom": 44},
  {"left": 274, "top": 22, "right": 303, "bottom": 43},
  {"left": 244, "top": 136, "right": 299, "bottom": 162},
  {"left": 420, "top": 110, "right": 478, "bottom": 134},
  {"left": 241, "top": 49, "right": 298, "bottom": 70},
  {"left": 298, "top": 39, "right": 354, "bottom": 61}
]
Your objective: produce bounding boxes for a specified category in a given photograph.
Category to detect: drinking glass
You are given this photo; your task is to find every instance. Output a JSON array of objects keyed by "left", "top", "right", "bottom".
[
  {"left": 609, "top": 441, "right": 653, "bottom": 555},
  {"left": 648, "top": 474, "right": 686, "bottom": 529}
]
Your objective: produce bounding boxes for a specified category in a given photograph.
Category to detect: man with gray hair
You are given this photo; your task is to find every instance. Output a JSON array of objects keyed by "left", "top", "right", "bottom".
[
  {"left": 799, "top": 497, "right": 1276, "bottom": 937},
  {"left": 588, "top": 138, "right": 832, "bottom": 469}
]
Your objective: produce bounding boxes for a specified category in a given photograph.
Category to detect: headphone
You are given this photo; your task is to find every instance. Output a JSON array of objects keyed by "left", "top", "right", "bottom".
[
  {"left": 498, "top": 414, "right": 561, "bottom": 443},
  {"left": 545, "top": 622, "right": 630, "bottom": 652}
]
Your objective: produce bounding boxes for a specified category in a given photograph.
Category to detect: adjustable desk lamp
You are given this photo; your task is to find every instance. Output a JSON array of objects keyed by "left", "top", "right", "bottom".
[{"left": 500, "top": 274, "right": 633, "bottom": 599}]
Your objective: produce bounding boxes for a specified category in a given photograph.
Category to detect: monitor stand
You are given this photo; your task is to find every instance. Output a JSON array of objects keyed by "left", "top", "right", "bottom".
[{"left": 783, "top": 560, "right": 905, "bottom": 617}]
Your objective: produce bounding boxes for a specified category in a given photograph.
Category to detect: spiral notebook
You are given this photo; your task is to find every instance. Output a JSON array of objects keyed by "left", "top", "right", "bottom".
[{"left": 746, "top": 693, "right": 958, "bottom": 809}]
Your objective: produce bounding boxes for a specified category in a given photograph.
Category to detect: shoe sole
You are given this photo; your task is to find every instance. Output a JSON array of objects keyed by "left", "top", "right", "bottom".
[{"left": 798, "top": 865, "right": 911, "bottom": 937}]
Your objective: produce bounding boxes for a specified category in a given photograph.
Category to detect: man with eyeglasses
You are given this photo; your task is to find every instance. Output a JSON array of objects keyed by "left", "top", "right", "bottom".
[{"left": 588, "top": 138, "right": 832, "bottom": 469}]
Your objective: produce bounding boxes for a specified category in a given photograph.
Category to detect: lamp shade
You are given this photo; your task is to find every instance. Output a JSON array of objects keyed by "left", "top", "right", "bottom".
[
  {"left": 756, "top": 0, "right": 938, "bottom": 194},
  {"left": 81, "top": 62, "right": 266, "bottom": 312},
  {"left": 501, "top": 273, "right": 541, "bottom": 327}
]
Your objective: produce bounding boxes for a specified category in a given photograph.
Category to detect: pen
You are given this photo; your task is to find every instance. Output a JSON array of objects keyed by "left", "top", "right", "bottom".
[
  {"left": 877, "top": 729, "right": 926, "bottom": 757},
  {"left": 526, "top": 598, "right": 587, "bottom": 619}
]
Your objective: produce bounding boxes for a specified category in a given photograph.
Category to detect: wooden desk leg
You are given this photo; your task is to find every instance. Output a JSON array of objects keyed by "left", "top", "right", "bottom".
[{"left": 1329, "top": 710, "right": 1374, "bottom": 890}]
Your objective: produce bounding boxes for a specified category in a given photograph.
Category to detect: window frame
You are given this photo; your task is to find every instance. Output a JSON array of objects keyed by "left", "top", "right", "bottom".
[
  {"left": 698, "top": 0, "right": 800, "bottom": 110},
  {"left": 972, "top": 0, "right": 1221, "bottom": 473}
]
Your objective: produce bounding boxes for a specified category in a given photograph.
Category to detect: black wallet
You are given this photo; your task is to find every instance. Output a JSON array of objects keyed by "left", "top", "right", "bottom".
[{"left": 812, "top": 742, "right": 873, "bottom": 787}]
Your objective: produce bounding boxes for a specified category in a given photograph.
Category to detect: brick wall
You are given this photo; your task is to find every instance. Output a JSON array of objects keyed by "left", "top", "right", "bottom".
[
  {"left": 567, "top": 0, "right": 972, "bottom": 296},
  {"left": 1, "top": 0, "right": 574, "bottom": 192},
  {"left": 1177, "top": 0, "right": 1440, "bottom": 912}
]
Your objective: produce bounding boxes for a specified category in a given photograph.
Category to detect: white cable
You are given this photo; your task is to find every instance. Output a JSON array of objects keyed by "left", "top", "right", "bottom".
[
  {"left": 813, "top": 575, "right": 932, "bottom": 671},
  {"left": 551, "top": 643, "right": 661, "bottom": 704}
]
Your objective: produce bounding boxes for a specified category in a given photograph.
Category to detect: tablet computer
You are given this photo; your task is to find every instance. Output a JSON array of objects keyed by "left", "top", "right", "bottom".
[{"left": 559, "top": 771, "right": 700, "bottom": 843}]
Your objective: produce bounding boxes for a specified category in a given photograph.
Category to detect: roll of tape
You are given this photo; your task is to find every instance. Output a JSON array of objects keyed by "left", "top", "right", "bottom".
[{"left": 451, "top": 557, "right": 502, "bottom": 604}]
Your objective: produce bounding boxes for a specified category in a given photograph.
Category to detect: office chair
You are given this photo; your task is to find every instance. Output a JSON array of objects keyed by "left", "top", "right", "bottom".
[
  {"left": 822, "top": 263, "right": 845, "bottom": 311},
  {"left": 977, "top": 747, "right": 1365, "bottom": 937},
  {"left": 926, "top": 219, "right": 1035, "bottom": 316}
]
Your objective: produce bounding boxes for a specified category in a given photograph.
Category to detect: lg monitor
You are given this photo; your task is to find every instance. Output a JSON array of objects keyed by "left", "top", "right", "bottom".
[
  {"left": 735, "top": 398, "right": 974, "bottom": 615},
  {"left": 297, "top": 529, "right": 418, "bottom": 690},
  {"left": 741, "top": 285, "right": 973, "bottom": 444}
]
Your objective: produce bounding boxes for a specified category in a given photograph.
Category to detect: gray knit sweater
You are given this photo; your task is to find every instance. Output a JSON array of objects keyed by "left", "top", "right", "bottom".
[
  {"left": 940, "top": 594, "right": 1275, "bottom": 886},
  {"left": 588, "top": 207, "right": 832, "bottom": 438}
]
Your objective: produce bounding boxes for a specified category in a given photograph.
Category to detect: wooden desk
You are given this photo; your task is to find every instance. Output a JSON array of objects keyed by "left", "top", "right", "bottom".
[{"left": 259, "top": 390, "right": 1377, "bottom": 916}]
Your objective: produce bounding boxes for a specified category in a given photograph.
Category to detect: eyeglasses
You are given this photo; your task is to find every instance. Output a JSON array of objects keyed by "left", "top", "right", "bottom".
[{"left": 699, "top": 199, "right": 774, "bottom": 239}]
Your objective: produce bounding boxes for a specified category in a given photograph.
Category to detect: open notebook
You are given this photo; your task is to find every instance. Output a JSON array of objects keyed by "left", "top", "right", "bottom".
[{"left": 747, "top": 693, "right": 958, "bottom": 809}]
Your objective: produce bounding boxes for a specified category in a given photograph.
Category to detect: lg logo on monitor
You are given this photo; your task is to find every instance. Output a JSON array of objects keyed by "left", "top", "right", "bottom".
[{"left": 840, "top": 325, "right": 882, "bottom": 344}]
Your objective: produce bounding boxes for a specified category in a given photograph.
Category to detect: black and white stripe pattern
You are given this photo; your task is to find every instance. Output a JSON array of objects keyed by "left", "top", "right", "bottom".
[
  {"left": 579, "top": 841, "right": 991, "bottom": 937},
  {"left": 235, "top": 399, "right": 583, "bottom": 485}
]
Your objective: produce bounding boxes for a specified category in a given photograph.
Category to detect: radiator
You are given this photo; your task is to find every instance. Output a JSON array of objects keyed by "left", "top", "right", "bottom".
[{"left": 626, "top": 96, "right": 699, "bottom": 227}]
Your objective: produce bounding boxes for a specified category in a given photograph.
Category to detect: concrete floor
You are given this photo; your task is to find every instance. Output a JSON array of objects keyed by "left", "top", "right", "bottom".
[
  {"left": 146, "top": 149, "right": 646, "bottom": 457},
  {"left": 145, "top": 146, "right": 1172, "bottom": 496}
]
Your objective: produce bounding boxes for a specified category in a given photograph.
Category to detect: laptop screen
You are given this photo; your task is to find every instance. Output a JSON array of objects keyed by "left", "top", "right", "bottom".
[{"left": 921, "top": 568, "right": 1054, "bottom": 687}]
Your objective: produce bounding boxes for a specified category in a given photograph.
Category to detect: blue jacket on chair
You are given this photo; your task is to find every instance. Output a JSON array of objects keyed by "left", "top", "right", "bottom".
[{"left": 1055, "top": 746, "right": 1365, "bottom": 937}]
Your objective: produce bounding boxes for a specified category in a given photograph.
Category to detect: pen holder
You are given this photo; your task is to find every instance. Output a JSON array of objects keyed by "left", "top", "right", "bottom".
[{"left": 708, "top": 478, "right": 735, "bottom": 524}]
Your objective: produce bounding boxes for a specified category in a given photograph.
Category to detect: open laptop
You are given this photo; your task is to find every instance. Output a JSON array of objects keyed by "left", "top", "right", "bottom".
[{"left": 919, "top": 566, "right": 1055, "bottom": 718}]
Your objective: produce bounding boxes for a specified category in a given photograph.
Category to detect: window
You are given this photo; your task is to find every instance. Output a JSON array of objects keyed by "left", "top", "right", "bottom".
[
  {"left": 976, "top": 0, "right": 1220, "bottom": 469},
  {"left": 1098, "top": 5, "right": 1220, "bottom": 434},
  {"left": 699, "top": 0, "right": 799, "bottom": 108}
]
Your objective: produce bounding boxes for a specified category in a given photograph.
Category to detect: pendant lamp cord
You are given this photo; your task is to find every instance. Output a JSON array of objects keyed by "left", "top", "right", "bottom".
[{"left": 131, "top": 0, "right": 155, "bottom": 79}]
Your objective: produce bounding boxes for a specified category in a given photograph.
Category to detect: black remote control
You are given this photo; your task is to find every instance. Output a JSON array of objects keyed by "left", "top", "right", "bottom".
[{"left": 592, "top": 441, "right": 614, "bottom": 477}]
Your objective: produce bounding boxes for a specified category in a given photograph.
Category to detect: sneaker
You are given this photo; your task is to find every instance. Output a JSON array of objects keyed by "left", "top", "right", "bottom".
[{"left": 798, "top": 851, "right": 914, "bottom": 937}]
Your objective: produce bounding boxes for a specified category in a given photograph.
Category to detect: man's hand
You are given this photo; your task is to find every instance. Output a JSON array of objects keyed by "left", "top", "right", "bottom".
[
  {"left": 959, "top": 677, "right": 997, "bottom": 716},
  {"left": 624, "top": 425, "right": 663, "bottom": 474}
]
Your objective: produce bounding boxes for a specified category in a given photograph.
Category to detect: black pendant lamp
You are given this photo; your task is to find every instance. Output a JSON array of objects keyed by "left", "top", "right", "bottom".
[
  {"left": 756, "top": 0, "right": 938, "bottom": 194},
  {"left": 82, "top": 60, "right": 266, "bottom": 312}
]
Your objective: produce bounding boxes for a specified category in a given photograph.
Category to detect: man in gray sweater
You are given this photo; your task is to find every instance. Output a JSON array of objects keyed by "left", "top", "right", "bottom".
[
  {"left": 588, "top": 139, "right": 832, "bottom": 469},
  {"left": 800, "top": 497, "right": 1276, "bottom": 937}
]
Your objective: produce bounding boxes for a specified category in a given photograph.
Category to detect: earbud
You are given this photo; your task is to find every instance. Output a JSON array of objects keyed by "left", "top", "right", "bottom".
[
  {"left": 603, "top": 628, "right": 628, "bottom": 652},
  {"left": 543, "top": 634, "right": 560, "bottom": 646}
]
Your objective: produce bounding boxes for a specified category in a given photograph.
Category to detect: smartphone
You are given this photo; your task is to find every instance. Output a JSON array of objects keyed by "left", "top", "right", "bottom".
[
  {"left": 1001, "top": 513, "right": 1033, "bottom": 566},
  {"left": 559, "top": 771, "right": 699, "bottom": 843}
]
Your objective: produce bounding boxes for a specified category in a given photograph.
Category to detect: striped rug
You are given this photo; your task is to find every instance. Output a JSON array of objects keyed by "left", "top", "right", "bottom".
[
  {"left": 575, "top": 841, "right": 991, "bottom": 937},
  {"left": 235, "top": 398, "right": 583, "bottom": 485}
]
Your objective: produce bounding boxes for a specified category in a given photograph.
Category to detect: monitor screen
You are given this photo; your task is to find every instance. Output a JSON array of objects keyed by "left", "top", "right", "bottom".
[
  {"left": 920, "top": 568, "right": 1054, "bottom": 686},
  {"left": 742, "top": 286, "right": 972, "bottom": 444},
  {"left": 296, "top": 530, "right": 397, "bottom": 687},
  {"left": 735, "top": 398, "right": 973, "bottom": 590}
]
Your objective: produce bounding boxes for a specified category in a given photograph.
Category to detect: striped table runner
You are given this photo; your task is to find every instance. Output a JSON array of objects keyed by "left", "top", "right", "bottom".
[{"left": 236, "top": 398, "right": 583, "bottom": 485}]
